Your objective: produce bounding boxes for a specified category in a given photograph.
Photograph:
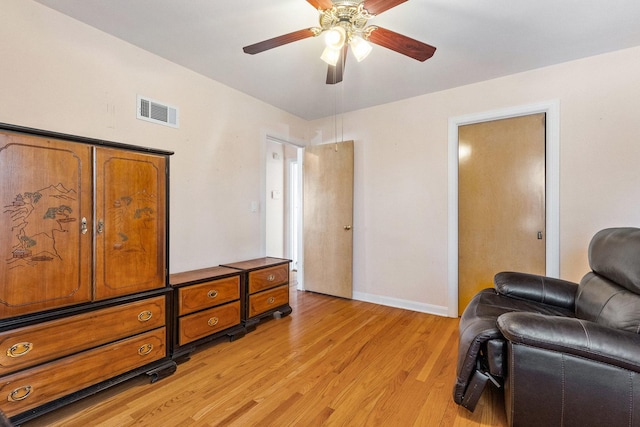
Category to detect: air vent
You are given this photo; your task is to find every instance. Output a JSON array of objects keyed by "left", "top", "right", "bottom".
[{"left": 137, "top": 95, "right": 179, "bottom": 128}]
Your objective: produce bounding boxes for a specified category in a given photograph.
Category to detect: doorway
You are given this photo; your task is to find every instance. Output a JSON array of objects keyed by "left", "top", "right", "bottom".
[
  {"left": 447, "top": 101, "right": 560, "bottom": 317},
  {"left": 264, "top": 136, "right": 303, "bottom": 288}
]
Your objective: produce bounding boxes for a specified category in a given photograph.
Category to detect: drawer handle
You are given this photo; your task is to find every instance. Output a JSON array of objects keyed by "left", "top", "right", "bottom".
[
  {"left": 267, "top": 296, "right": 276, "bottom": 304},
  {"left": 138, "top": 310, "right": 153, "bottom": 322},
  {"left": 7, "top": 342, "right": 33, "bottom": 358},
  {"left": 208, "top": 317, "right": 219, "bottom": 327},
  {"left": 267, "top": 274, "right": 275, "bottom": 282},
  {"left": 8, "top": 385, "right": 32, "bottom": 402},
  {"left": 138, "top": 344, "right": 154, "bottom": 356},
  {"left": 207, "top": 290, "right": 219, "bottom": 299}
]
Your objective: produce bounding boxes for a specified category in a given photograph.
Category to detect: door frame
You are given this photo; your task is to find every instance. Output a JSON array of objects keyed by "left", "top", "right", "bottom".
[{"left": 447, "top": 100, "right": 560, "bottom": 317}]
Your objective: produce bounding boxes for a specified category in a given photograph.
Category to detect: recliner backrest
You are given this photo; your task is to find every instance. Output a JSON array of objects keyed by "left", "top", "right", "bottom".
[{"left": 575, "top": 227, "right": 640, "bottom": 333}]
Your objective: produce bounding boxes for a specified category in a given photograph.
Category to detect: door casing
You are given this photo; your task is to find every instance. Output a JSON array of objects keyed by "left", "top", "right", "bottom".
[{"left": 447, "top": 100, "right": 560, "bottom": 317}]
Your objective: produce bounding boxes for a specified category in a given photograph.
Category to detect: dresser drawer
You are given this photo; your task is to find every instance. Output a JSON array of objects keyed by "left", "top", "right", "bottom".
[
  {"left": 178, "top": 276, "right": 240, "bottom": 315},
  {"left": 178, "top": 301, "right": 241, "bottom": 346},
  {"left": 248, "top": 285, "right": 289, "bottom": 318},
  {"left": 0, "top": 296, "right": 166, "bottom": 376},
  {"left": 0, "top": 327, "right": 166, "bottom": 417},
  {"left": 248, "top": 265, "right": 289, "bottom": 293}
]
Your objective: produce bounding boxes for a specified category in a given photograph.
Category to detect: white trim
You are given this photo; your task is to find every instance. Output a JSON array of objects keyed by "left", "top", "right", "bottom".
[
  {"left": 447, "top": 100, "right": 560, "bottom": 317},
  {"left": 266, "top": 134, "right": 306, "bottom": 148},
  {"left": 353, "top": 292, "right": 449, "bottom": 317}
]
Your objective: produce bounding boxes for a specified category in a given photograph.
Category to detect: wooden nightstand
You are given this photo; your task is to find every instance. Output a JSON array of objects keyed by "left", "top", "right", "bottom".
[
  {"left": 169, "top": 266, "right": 246, "bottom": 361},
  {"left": 221, "top": 257, "right": 292, "bottom": 332}
]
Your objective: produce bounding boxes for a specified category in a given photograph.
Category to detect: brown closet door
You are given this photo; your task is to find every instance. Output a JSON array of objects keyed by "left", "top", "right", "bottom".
[
  {"left": 458, "top": 114, "right": 546, "bottom": 314},
  {"left": 0, "top": 132, "right": 92, "bottom": 318},
  {"left": 94, "top": 148, "right": 166, "bottom": 299}
]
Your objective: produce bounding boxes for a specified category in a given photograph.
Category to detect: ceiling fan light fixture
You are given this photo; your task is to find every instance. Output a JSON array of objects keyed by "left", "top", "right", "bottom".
[
  {"left": 349, "top": 35, "right": 372, "bottom": 62},
  {"left": 242, "top": 0, "right": 437, "bottom": 85},
  {"left": 324, "top": 26, "right": 346, "bottom": 49},
  {"left": 321, "top": 46, "right": 341, "bottom": 66}
]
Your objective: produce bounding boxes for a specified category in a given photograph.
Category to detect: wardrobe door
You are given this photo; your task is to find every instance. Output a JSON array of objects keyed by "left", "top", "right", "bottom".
[
  {"left": 94, "top": 147, "right": 166, "bottom": 299},
  {"left": 0, "top": 132, "right": 92, "bottom": 318}
]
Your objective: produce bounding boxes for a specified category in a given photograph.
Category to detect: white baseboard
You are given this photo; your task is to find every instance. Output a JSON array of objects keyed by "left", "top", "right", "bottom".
[{"left": 352, "top": 291, "right": 450, "bottom": 317}]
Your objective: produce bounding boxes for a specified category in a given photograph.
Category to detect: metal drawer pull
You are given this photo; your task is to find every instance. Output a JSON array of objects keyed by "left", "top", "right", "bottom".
[
  {"left": 208, "top": 317, "right": 219, "bottom": 327},
  {"left": 7, "top": 342, "right": 33, "bottom": 358},
  {"left": 138, "top": 344, "right": 153, "bottom": 356},
  {"left": 267, "top": 297, "right": 276, "bottom": 304},
  {"left": 267, "top": 274, "right": 275, "bottom": 281},
  {"left": 81, "top": 217, "right": 88, "bottom": 234},
  {"left": 8, "top": 386, "right": 32, "bottom": 402},
  {"left": 138, "top": 310, "right": 153, "bottom": 322},
  {"left": 207, "top": 290, "right": 219, "bottom": 299},
  {"left": 97, "top": 219, "right": 104, "bottom": 234}
]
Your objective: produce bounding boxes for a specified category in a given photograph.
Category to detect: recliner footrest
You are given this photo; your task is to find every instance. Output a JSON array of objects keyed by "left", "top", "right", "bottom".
[{"left": 461, "top": 370, "right": 490, "bottom": 411}]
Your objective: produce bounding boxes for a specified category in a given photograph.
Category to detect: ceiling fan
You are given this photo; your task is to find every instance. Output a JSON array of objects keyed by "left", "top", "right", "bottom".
[{"left": 242, "top": 0, "right": 436, "bottom": 84}]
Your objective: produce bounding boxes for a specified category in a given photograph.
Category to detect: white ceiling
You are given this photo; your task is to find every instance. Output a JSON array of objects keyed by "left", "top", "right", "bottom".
[{"left": 34, "top": 0, "right": 640, "bottom": 120}]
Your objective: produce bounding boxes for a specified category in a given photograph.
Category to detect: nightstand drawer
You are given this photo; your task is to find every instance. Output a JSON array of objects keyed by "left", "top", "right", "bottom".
[
  {"left": 248, "top": 285, "right": 289, "bottom": 318},
  {"left": 178, "top": 301, "right": 241, "bottom": 345},
  {"left": 178, "top": 276, "right": 240, "bottom": 315},
  {"left": 0, "top": 327, "right": 166, "bottom": 417},
  {"left": 0, "top": 296, "right": 166, "bottom": 376},
  {"left": 248, "top": 265, "right": 288, "bottom": 293}
]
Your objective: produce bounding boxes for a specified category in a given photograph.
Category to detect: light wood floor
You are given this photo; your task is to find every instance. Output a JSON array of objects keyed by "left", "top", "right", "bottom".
[{"left": 23, "top": 286, "right": 506, "bottom": 427}]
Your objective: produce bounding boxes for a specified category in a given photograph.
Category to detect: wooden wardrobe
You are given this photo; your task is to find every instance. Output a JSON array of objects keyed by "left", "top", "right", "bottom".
[{"left": 0, "top": 124, "right": 175, "bottom": 423}]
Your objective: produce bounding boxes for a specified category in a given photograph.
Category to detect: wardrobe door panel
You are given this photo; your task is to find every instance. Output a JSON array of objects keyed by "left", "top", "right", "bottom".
[
  {"left": 94, "top": 148, "right": 166, "bottom": 299},
  {"left": 0, "top": 132, "right": 92, "bottom": 318}
]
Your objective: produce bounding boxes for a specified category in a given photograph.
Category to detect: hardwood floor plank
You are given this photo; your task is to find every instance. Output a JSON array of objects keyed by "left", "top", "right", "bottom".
[{"left": 23, "top": 288, "right": 506, "bottom": 427}]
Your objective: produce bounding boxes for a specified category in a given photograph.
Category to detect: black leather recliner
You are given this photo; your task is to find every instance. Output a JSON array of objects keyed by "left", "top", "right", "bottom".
[{"left": 453, "top": 227, "right": 640, "bottom": 426}]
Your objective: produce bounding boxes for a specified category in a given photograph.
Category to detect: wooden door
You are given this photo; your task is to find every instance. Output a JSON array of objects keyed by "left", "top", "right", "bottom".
[
  {"left": 94, "top": 148, "right": 166, "bottom": 300},
  {"left": 458, "top": 114, "right": 546, "bottom": 314},
  {"left": 0, "top": 132, "right": 93, "bottom": 318},
  {"left": 303, "top": 141, "right": 353, "bottom": 298}
]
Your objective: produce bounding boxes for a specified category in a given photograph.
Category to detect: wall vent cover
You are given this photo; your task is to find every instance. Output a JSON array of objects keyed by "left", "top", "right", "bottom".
[{"left": 137, "top": 95, "right": 179, "bottom": 128}]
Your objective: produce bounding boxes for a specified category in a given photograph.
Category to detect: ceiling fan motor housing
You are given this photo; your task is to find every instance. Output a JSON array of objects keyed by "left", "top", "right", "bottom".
[{"left": 318, "top": 1, "right": 376, "bottom": 41}]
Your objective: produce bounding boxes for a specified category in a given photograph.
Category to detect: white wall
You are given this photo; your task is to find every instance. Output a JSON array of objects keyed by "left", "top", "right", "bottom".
[
  {"left": 4, "top": 1, "right": 640, "bottom": 316},
  {"left": 310, "top": 46, "right": 640, "bottom": 314},
  {"left": 0, "top": 1, "right": 309, "bottom": 273},
  {"left": 265, "top": 140, "right": 284, "bottom": 257}
]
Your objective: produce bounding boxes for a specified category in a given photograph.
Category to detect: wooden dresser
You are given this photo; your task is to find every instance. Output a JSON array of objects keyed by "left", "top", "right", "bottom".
[
  {"left": 169, "top": 266, "right": 246, "bottom": 360},
  {"left": 221, "top": 257, "right": 292, "bottom": 331},
  {"left": 0, "top": 124, "right": 175, "bottom": 424}
]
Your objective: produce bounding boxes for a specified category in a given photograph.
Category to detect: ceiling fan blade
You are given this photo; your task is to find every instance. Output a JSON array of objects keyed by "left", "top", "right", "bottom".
[
  {"left": 364, "top": 0, "right": 408, "bottom": 15},
  {"left": 367, "top": 26, "right": 436, "bottom": 61},
  {"left": 326, "top": 44, "right": 348, "bottom": 85},
  {"left": 243, "top": 28, "right": 317, "bottom": 55},
  {"left": 306, "top": 0, "right": 334, "bottom": 10}
]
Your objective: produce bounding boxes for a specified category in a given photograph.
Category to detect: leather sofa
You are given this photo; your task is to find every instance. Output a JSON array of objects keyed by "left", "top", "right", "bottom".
[{"left": 453, "top": 227, "right": 640, "bottom": 426}]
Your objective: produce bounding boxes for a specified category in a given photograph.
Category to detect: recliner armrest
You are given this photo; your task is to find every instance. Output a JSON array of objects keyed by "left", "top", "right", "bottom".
[
  {"left": 494, "top": 271, "right": 578, "bottom": 310},
  {"left": 497, "top": 311, "right": 640, "bottom": 372}
]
